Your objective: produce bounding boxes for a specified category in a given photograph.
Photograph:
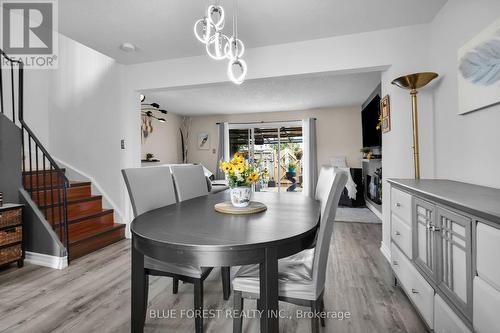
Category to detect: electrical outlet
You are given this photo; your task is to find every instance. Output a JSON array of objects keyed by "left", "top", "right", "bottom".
[
  {"left": 212, "top": 148, "right": 216, "bottom": 154},
  {"left": 121, "top": 139, "right": 125, "bottom": 149}
]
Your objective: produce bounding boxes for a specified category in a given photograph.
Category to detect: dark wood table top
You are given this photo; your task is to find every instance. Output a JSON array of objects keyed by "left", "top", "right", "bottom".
[{"left": 131, "top": 191, "right": 321, "bottom": 252}]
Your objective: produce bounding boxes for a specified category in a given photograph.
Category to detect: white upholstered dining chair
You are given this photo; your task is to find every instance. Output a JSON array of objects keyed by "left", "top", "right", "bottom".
[
  {"left": 122, "top": 166, "right": 228, "bottom": 333},
  {"left": 231, "top": 168, "right": 348, "bottom": 333},
  {"left": 170, "top": 165, "right": 209, "bottom": 201}
]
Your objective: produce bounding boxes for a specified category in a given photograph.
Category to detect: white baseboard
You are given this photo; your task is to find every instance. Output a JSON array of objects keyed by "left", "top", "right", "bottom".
[
  {"left": 380, "top": 241, "right": 391, "bottom": 263},
  {"left": 366, "top": 201, "right": 383, "bottom": 220},
  {"left": 25, "top": 252, "right": 68, "bottom": 270}
]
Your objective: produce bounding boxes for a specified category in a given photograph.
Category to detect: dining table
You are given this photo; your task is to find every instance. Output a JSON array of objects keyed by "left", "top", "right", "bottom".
[{"left": 130, "top": 190, "right": 321, "bottom": 333}]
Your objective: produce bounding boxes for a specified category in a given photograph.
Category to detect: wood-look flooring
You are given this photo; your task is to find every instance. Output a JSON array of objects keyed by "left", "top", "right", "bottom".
[{"left": 0, "top": 222, "right": 427, "bottom": 333}]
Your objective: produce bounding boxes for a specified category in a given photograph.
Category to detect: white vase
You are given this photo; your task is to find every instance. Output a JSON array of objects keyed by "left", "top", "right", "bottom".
[{"left": 230, "top": 186, "right": 252, "bottom": 208}]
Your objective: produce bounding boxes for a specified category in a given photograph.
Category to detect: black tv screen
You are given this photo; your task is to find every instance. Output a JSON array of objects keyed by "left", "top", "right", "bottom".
[{"left": 361, "top": 95, "right": 382, "bottom": 147}]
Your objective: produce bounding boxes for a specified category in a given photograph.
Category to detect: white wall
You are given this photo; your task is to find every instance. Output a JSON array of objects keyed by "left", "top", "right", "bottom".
[
  {"left": 187, "top": 107, "right": 364, "bottom": 174},
  {"left": 430, "top": 0, "right": 500, "bottom": 189},
  {"left": 41, "top": 34, "right": 128, "bottom": 223},
  {"left": 140, "top": 112, "right": 182, "bottom": 163}
]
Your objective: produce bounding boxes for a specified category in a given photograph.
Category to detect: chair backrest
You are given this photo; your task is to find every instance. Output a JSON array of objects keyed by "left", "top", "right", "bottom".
[
  {"left": 314, "top": 165, "right": 335, "bottom": 202},
  {"left": 122, "top": 166, "right": 177, "bottom": 218},
  {"left": 170, "top": 165, "right": 209, "bottom": 202},
  {"left": 312, "top": 170, "right": 348, "bottom": 296}
]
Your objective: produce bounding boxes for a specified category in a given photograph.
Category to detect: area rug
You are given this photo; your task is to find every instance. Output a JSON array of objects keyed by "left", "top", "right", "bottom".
[{"left": 335, "top": 207, "right": 381, "bottom": 224}]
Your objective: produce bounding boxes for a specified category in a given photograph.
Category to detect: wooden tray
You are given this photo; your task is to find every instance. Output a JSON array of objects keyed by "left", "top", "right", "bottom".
[{"left": 214, "top": 201, "right": 267, "bottom": 215}]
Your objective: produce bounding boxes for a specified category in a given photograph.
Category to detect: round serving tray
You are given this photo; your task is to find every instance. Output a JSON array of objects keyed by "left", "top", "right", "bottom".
[{"left": 214, "top": 201, "right": 267, "bottom": 215}]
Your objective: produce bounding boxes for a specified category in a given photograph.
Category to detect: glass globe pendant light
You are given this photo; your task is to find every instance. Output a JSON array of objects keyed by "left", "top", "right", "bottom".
[
  {"left": 227, "top": 0, "right": 247, "bottom": 84},
  {"left": 207, "top": 4, "right": 225, "bottom": 30},
  {"left": 206, "top": 31, "right": 230, "bottom": 60},
  {"left": 193, "top": 17, "right": 215, "bottom": 44}
]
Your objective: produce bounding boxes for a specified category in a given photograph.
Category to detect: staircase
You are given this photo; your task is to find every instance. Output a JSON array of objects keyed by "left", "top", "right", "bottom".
[{"left": 2, "top": 50, "right": 125, "bottom": 262}]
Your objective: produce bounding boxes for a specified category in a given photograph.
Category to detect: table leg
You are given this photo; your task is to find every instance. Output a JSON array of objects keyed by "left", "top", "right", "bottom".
[
  {"left": 131, "top": 240, "right": 145, "bottom": 333},
  {"left": 259, "top": 247, "right": 279, "bottom": 333}
]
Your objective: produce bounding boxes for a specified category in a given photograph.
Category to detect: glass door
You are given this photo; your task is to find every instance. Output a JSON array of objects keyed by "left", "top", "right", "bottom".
[{"left": 228, "top": 122, "right": 303, "bottom": 193}]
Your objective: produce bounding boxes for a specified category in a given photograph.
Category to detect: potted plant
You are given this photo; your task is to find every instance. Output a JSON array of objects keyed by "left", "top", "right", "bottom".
[
  {"left": 286, "top": 163, "right": 297, "bottom": 178},
  {"left": 360, "top": 147, "right": 371, "bottom": 159},
  {"left": 220, "top": 152, "right": 262, "bottom": 208},
  {"left": 145, "top": 153, "right": 154, "bottom": 161}
]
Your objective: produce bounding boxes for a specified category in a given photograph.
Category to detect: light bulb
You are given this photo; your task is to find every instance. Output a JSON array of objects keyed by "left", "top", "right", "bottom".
[
  {"left": 224, "top": 36, "right": 245, "bottom": 60},
  {"left": 227, "top": 58, "right": 247, "bottom": 85},
  {"left": 207, "top": 5, "right": 225, "bottom": 30},
  {"left": 193, "top": 17, "right": 215, "bottom": 44},
  {"left": 206, "top": 32, "right": 229, "bottom": 60}
]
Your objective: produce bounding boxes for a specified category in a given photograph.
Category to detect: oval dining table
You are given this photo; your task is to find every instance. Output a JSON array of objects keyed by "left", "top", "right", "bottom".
[{"left": 130, "top": 191, "right": 321, "bottom": 333}]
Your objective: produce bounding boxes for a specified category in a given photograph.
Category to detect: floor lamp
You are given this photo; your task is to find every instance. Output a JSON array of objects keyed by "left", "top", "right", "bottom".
[{"left": 391, "top": 72, "right": 438, "bottom": 179}]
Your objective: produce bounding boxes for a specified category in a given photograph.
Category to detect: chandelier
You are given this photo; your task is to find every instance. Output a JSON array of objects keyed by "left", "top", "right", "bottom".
[{"left": 194, "top": 0, "right": 247, "bottom": 85}]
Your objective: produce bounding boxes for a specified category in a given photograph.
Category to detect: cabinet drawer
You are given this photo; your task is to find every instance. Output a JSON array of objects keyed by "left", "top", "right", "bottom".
[
  {"left": 476, "top": 223, "right": 500, "bottom": 291},
  {"left": 434, "top": 294, "right": 471, "bottom": 333},
  {"left": 391, "top": 213, "right": 412, "bottom": 258},
  {"left": 391, "top": 243, "right": 434, "bottom": 328},
  {"left": 473, "top": 277, "right": 500, "bottom": 333},
  {"left": 391, "top": 187, "right": 412, "bottom": 225}
]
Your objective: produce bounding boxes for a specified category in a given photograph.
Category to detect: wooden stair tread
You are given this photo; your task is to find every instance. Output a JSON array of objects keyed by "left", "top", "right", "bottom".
[
  {"left": 38, "top": 195, "right": 102, "bottom": 209},
  {"left": 69, "top": 223, "right": 125, "bottom": 244},
  {"left": 23, "top": 168, "right": 66, "bottom": 174},
  {"left": 68, "top": 224, "right": 126, "bottom": 260},
  {"left": 29, "top": 181, "right": 90, "bottom": 191},
  {"left": 53, "top": 209, "right": 114, "bottom": 227}
]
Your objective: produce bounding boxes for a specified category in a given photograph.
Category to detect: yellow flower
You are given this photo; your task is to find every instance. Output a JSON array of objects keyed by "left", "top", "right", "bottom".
[
  {"left": 235, "top": 165, "right": 245, "bottom": 173},
  {"left": 246, "top": 172, "right": 259, "bottom": 183},
  {"left": 234, "top": 152, "right": 244, "bottom": 160},
  {"left": 220, "top": 162, "right": 233, "bottom": 173}
]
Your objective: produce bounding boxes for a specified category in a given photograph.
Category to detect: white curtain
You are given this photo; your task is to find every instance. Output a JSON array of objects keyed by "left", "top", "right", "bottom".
[
  {"left": 303, "top": 118, "right": 318, "bottom": 197},
  {"left": 216, "top": 122, "right": 229, "bottom": 179}
]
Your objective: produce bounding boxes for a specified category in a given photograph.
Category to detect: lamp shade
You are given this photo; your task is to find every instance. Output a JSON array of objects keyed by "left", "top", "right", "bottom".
[{"left": 391, "top": 72, "right": 438, "bottom": 91}]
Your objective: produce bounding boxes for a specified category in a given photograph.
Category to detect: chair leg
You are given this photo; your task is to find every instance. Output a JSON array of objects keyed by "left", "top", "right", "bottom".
[
  {"left": 143, "top": 274, "right": 149, "bottom": 327},
  {"left": 310, "top": 300, "right": 320, "bottom": 333},
  {"left": 172, "top": 277, "right": 179, "bottom": 294},
  {"left": 319, "top": 296, "right": 325, "bottom": 327},
  {"left": 233, "top": 291, "right": 244, "bottom": 333},
  {"left": 221, "top": 266, "right": 231, "bottom": 300},
  {"left": 194, "top": 280, "right": 204, "bottom": 333}
]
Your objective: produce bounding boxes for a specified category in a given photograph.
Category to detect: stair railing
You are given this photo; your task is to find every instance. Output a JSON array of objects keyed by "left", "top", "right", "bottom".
[{"left": 1, "top": 49, "right": 70, "bottom": 259}]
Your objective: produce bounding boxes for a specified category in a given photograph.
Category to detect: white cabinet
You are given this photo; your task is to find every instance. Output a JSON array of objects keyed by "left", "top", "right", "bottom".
[
  {"left": 391, "top": 187, "right": 412, "bottom": 223},
  {"left": 391, "top": 213, "right": 412, "bottom": 258},
  {"left": 434, "top": 294, "right": 471, "bottom": 333},
  {"left": 473, "top": 277, "right": 500, "bottom": 333},
  {"left": 391, "top": 244, "right": 434, "bottom": 329},
  {"left": 476, "top": 223, "right": 500, "bottom": 291}
]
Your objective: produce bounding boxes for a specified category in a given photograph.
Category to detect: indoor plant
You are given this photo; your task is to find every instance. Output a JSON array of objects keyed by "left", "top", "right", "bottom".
[{"left": 220, "top": 152, "right": 262, "bottom": 208}]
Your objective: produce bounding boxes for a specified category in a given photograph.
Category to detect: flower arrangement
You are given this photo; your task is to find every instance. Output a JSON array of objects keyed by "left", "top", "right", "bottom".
[{"left": 220, "top": 152, "right": 262, "bottom": 188}]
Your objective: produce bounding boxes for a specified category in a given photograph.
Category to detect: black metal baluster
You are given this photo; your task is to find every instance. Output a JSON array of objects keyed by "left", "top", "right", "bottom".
[
  {"left": 43, "top": 156, "right": 47, "bottom": 217},
  {"left": 10, "top": 64, "right": 15, "bottom": 123},
  {"left": 0, "top": 54, "right": 4, "bottom": 114},
  {"left": 21, "top": 129, "right": 26, "bottom": 174},
  {"left": 35, "top": 145, "right": 39, "bottom": 205},
  {"left": 50, "top": 165, "right": 55, "bottom": 228},
  {"left": 18, "top": 62, "right": 23, "bottom": 121},
  {"left": 63, "top": 182, "right": 69, "bottom": 261},
  {"left": 57, "top": 173, "right": 63, "bottom": 240},
  {"left": 28, "top": 136, "right": 33, "bottom": 194}
]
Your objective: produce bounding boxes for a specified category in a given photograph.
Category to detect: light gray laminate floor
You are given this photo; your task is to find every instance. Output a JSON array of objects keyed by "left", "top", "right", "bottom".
[{"left": 0, "top": 222, "right": 426, "bottom": 333}]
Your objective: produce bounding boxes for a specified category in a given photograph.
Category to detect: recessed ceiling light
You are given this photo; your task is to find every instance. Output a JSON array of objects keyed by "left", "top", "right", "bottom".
[{"left": 120, "top": 42, "right": 137, "bottom": 52}]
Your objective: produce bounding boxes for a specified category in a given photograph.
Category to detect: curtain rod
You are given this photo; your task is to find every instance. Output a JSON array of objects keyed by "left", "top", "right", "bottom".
[{"left": 215, "top": 119, "right": 316, "bottom": 125}]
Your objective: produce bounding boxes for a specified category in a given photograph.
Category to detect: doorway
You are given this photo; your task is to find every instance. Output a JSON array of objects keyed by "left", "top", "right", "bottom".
[{"left": 228, "top": 121, "right": 303, "bottom": 193}]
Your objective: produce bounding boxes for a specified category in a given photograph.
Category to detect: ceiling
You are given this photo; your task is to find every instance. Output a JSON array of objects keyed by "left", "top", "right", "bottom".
[
  {"left": 143, "top": 71, "right": 381, "bottom": 116},
  {"left": 58, "top": 0, "right": 447, "bottom": 64}
]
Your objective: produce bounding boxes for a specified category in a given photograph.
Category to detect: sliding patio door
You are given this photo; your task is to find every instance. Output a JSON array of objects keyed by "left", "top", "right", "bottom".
[{"left": 228, "top": 121, "right": 304, "bottom": 193}]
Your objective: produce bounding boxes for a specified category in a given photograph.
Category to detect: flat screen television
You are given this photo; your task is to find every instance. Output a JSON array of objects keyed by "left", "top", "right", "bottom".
[{"left": 361, "top": 95, "right": 382, "bottom": 148}]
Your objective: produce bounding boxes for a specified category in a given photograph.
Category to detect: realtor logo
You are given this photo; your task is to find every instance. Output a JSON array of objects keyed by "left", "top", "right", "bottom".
[{"left": 0, "top": 0, "right": 58, "bottom": 68}]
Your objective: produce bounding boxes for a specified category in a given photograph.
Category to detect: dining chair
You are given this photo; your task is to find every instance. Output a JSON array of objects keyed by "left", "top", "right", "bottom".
[
  {"left": 170, "top": 164, "right": 232, "bottom": 301},
  {"left": 170, "top": 165, "right": 209, "bottom": 201},
  {"left": 232, "top": 169, "right": 348, "bottom": 333},
  {"left": 122, "top": 166, "right": 228, "bottom": 333}
]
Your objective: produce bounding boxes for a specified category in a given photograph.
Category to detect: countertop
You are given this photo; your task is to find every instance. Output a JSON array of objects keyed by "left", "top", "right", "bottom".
[{"left": 388, "top": 179, "right": 500, "bottom": 226}]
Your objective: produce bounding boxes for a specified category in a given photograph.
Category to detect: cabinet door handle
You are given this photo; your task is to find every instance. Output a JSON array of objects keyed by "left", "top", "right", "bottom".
[
  {"left": 392, "top": 261, "right": 398, "bottom": 266},
  {"left": 394, "top": 231, "right": 401, "bottom": 236},
  {"left": 411, "top": 288, "right": 419, "bottom": 294},
  {"left": 395, "top": 203, "right": 401, "bottom": 208},
  {"left": 430, "top": 225, "right": 442, "bottom": 232}
]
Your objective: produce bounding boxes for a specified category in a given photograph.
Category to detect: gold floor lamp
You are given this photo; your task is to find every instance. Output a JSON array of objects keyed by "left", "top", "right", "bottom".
[{"left": 391, "top": 72, "right": 438, "bottom": 179}]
